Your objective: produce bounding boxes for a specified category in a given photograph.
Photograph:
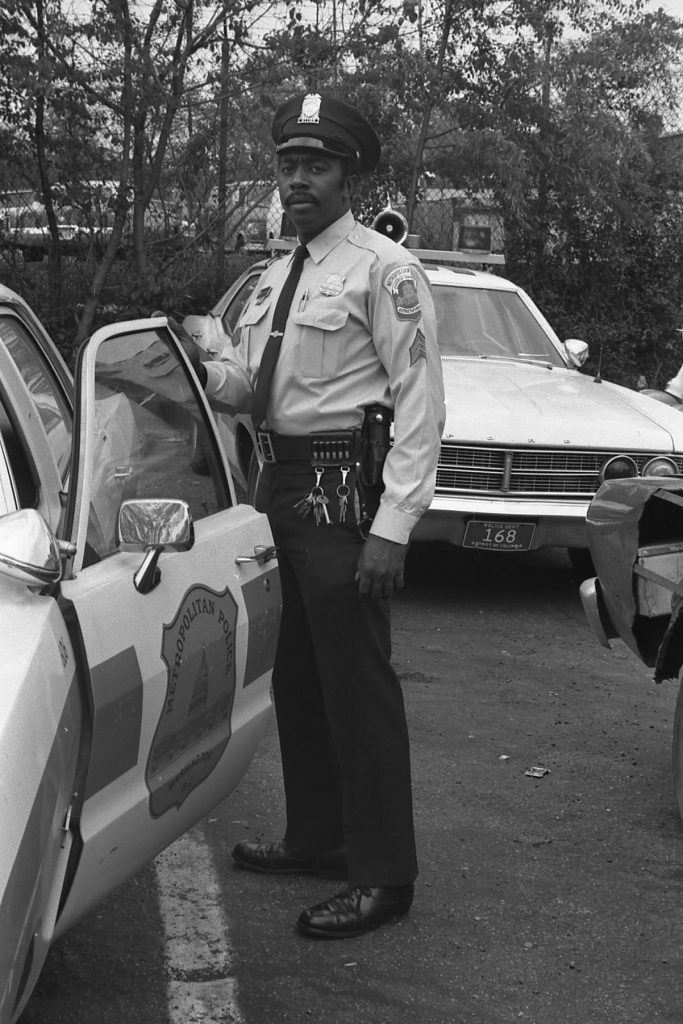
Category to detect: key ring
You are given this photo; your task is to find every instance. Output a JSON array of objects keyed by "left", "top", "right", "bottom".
[{"left": 336, "top": 465, "right": 350, "bottom": 524}]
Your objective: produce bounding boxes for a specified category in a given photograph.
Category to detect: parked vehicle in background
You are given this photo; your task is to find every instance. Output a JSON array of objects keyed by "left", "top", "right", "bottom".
[
  {"left": 0, "top": 202, "right": 81, "bottom": 260},
  {"left": 184, "top": 248, "right": 683, "bottom": 575},
  {"left": 0, "top": 285, "right": 280, "bottom": 1024},
  {"left": 0, "top": 184, "right": 193, "bottom": 262}
]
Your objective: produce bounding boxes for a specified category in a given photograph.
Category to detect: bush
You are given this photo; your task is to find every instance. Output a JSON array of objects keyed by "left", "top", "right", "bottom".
[{"left": 0, "top": 242, "right": 265, "bottom": 365}]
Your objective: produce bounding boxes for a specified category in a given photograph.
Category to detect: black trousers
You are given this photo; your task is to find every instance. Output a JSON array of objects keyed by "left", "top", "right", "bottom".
[{"left": 258, "top": 461, "right": 418, "bottom": 888}]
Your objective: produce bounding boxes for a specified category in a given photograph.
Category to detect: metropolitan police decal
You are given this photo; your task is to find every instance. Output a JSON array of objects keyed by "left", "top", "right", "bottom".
[
  {"left": 147, "top": 584, "right": 238, "bottom": 817},
  {"left": 384, "top": 266, "right": 422, "bottom": 322}
]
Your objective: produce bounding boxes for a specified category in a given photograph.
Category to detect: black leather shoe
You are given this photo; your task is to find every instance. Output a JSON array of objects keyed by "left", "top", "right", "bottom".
[
  {"left": 231, "top": 839, "right": 347, "bottom": 880},
  {"left": 297, "top": 885, "right": 414, "bottom": 938}
]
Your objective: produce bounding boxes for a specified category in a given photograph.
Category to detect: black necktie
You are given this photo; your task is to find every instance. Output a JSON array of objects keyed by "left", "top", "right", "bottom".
[{"left": 252, "top": 244, "right": 308, "bottom": 429}]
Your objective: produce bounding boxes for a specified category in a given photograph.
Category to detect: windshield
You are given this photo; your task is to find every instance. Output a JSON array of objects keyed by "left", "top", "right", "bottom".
[{"left": 432, "top": 283, "right": 566, "bottom": 367}]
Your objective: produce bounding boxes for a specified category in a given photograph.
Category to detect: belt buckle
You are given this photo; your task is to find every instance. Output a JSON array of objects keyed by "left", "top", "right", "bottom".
[{"left": 256, "top": 431, "right": 276, "bottom": 463}]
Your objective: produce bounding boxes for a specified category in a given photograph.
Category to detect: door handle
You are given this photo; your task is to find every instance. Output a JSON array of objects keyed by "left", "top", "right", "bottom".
[{"left": 235, "top": 544, "right": 278, "bottom": 566}]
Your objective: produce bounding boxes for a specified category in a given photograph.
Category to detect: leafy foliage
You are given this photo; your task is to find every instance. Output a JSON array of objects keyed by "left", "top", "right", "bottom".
[{"left": 0, "top": 0, "right": 681, "bottom": 388}]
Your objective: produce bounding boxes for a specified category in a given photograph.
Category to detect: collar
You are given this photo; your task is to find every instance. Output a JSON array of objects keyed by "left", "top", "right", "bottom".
[{"left": 301, "top": 210, "right": 356, "bottom": 264}]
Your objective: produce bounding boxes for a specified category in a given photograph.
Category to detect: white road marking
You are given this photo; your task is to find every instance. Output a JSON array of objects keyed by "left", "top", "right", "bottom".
[{"left": 155, "top": 830, "right": 244, "bottom": 1023}]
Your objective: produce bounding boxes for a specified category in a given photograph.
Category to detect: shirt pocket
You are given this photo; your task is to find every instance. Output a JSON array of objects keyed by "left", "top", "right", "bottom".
[{"left": 290, "top": 307, "right": 349, "bottom": 379}]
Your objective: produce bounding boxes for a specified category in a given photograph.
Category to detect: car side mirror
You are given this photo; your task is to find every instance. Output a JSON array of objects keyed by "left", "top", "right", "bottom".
[
  {"left": 564, "top": 338, "right": 589, "bottom": 368},
  {"left": 0, "top": 508, "right": 62, "bottom": 587},
  {"left": 117, "top": 498, "right": 194, "bottom": 594}
]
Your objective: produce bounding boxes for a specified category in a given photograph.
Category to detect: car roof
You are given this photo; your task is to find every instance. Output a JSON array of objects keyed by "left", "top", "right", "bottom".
[
  {"left": 256, "top": 245, "right": 516, "bottom": 286},
  {"left": 240, "top": 255, "right": 516, "bottom": 292},
  {"left": 424, "top": 264, "right": 517, "bottom": 291},
  {"left": 0, "top": 283, "right": 30, "bottom": 305}
]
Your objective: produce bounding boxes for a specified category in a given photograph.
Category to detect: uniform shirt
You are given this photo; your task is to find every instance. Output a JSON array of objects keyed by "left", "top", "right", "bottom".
[{"left": 203, "top": 210, "right": 445, "bottom": 545}]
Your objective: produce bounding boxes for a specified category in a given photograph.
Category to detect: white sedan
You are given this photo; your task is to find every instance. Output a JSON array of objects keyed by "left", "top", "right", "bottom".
[
  {"left": 186, "top": 256, "right": 683, "bottom": 573},
  {"left": 0, "top": 286, "right": 280, "bottom": 1024}
]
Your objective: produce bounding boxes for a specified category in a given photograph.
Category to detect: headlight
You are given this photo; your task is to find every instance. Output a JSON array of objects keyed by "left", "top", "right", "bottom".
[
  {"left": 600, "top": 456, "right": 638, "bottom": 482},
  {"left": 642, "top": 456, "right": 680, "bottom": 477}
]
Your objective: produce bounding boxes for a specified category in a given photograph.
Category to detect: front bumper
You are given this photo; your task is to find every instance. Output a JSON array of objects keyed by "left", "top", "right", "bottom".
[{"left": 412, "top": 494, "right": 590, "bottom": 550}]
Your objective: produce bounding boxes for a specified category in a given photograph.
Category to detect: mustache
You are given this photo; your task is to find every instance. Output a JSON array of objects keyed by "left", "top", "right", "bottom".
[{"left": 286, "top": 193, "right": 318, "bottom": 206}]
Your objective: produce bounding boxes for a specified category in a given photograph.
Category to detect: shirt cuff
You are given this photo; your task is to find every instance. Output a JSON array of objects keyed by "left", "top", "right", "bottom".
[{"left": 369, "top": 504, "right": 419, "bottom": 546}]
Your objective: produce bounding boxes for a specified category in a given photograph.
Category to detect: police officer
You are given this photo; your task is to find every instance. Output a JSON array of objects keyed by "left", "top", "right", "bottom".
[{"left": 188, "top": 93, "right": 445, "bottom": 938}]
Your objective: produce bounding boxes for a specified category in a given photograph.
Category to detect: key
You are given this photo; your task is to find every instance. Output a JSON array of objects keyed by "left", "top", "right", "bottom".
[
  {"left": 293, "top": 490, "right": 315, "bottom": 517},
  {"left": 314, "top": 492, "right": 331, "bottom": 525},
  {"left": 294, "top": 467, "right": 324, "bottom": 520},
  {"left": 337, "top": 466, "right": 350, "bottom": 524}
]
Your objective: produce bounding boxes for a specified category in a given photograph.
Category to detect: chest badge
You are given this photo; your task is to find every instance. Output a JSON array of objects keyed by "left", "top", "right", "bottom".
[{"left": 319, "top": 274, "right": 344, "bottom": 296}]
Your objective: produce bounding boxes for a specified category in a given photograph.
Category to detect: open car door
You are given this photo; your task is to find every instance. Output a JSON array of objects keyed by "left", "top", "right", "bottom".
[{"left": 54, "top": 317, "right": 280, "bottom": 936}]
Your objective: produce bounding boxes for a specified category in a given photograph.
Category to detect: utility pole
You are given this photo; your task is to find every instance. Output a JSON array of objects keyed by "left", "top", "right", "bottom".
[{"left": 216, "top": 16, "right": 230, "bottom": 288}]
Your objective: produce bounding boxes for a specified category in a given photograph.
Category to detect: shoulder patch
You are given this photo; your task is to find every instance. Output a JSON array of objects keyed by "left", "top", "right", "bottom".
[
  {"left": 384, "top": 265, "right": 422, "bottom": 323},
  {"left": 409, "top": 327, "right": 426, "bottom": 365}
]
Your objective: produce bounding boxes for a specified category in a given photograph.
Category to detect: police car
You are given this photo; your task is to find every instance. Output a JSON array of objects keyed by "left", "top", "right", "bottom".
[
  {"left": 184, "top": 247, "right": 683, "bottom": 575},
  {"left": 0, "top": 286, "right": 280, "bottom": 1024}
]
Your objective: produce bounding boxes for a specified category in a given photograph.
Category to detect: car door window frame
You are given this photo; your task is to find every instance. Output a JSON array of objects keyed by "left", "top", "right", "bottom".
[
  {"left": 0, "top": 340, "right": 64, "bottom": 527},
  {"left": 63, "top": 316, "right": 236, "bottom": 575},
  {"left": 0, "top": 302, "right": 74, "bottom": 479}
]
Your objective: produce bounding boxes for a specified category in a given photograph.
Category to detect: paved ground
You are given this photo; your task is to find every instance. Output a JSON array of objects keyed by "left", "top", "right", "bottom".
[{"left": 23, "top": 544, "right": 683, "bottom": 1024}]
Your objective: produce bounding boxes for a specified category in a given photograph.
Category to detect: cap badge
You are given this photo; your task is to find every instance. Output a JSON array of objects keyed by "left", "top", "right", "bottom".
[{"left": 298, "top": 93, "right": 322, "bottom": 124}]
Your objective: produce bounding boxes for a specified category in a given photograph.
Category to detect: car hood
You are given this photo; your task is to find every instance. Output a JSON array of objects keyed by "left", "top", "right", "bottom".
[{"left": 440, "top": 358, "right": 683, "bottom": 450}]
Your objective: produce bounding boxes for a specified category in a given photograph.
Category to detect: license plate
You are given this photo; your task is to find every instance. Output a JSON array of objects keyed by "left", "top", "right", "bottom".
[{"left": 463, "top": 520, "right": 536, "bottom": 552}]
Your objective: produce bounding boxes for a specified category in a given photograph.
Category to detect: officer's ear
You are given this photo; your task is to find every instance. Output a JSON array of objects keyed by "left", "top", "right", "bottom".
[{"left": 344, "top": 173, "right": 359, "bottom": 199}]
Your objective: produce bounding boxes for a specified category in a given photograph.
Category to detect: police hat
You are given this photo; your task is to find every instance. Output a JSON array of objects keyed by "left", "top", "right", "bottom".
[{"left": 272, "top": 94, "right": 381, "bottom": 174}]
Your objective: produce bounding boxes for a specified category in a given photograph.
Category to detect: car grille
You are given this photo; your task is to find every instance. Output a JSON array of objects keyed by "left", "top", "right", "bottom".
[{"left": 435, "top": 444, "right": 683, "bottom": 497}]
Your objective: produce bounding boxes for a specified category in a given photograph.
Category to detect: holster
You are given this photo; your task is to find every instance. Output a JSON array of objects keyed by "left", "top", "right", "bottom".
[
  {"left": 359, "top": 404, "right": 392, "bottom": 488},
  {"left": 355, "top": 404, "right": 392, "bottom": 534}
]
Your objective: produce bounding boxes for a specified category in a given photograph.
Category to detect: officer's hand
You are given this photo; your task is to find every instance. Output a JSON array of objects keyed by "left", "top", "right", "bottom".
[{"left": 355, "top": 535, "right": 407, "bottom": 599}]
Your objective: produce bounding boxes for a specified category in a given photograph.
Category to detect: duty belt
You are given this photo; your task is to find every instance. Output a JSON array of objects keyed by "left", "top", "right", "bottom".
[{"left": 256, "top": 429, "right": 359, "bottom": 465}]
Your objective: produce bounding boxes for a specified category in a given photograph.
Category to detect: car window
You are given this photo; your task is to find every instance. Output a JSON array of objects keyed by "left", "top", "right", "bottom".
[
  {"left": 84, "top": 327, "right": 232, "bottom": 561},
  {"left": 221, "top": 273, "right": 262, "bottom": 336},
  {"left": 0, "top": 314, "right": 73, "bottom": 478},
  {"left": 432, "top": 284, "right": 566, "bottom": 366}
]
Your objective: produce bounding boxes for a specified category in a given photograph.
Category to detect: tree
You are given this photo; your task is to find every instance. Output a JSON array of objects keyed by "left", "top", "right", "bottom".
[
  {"left": 422, "top": 0, "right": 683, "bottom": 384},
  {"left": 0, "top": 0, "right": 681, "bottom": 387},
  {"left": 0, "top": 0, "right": 276, "bottom": 339}
]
